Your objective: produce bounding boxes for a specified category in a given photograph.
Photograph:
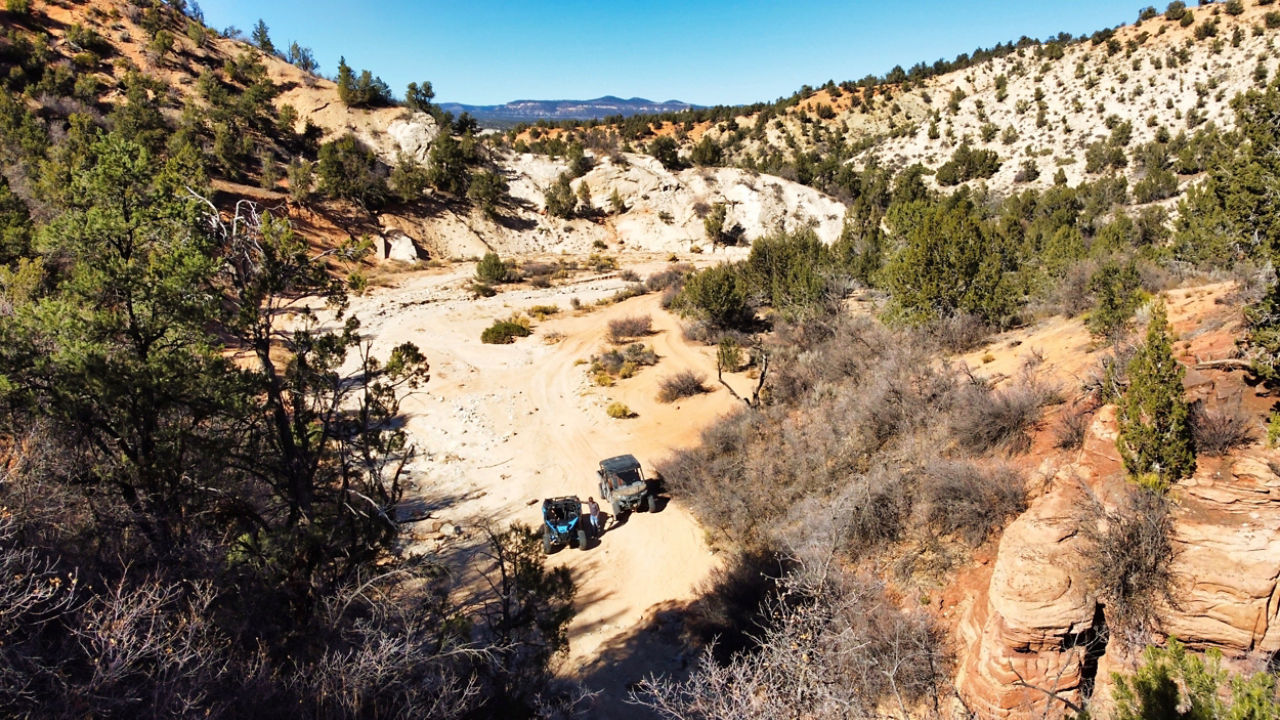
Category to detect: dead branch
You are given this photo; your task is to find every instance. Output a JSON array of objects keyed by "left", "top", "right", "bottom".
[
  {"left": 1195, "top": 358, "right": 1253, "bottom": 371},
  {"left": 718, "top": 351, "right": 768, "bottom": 409}
]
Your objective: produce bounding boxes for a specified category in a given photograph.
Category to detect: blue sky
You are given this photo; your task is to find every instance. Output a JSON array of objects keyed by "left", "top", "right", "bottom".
[{"left": 194, "top": 1, "right": 1142, "bottom": 106}]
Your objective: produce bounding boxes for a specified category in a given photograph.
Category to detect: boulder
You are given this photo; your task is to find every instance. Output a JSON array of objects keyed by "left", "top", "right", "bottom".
[
  {"left": 386, "top": 112, "right": 440, "bottom": 164},
  {"left": 374, "top": 231, "right": 426, "bottom": 263}
]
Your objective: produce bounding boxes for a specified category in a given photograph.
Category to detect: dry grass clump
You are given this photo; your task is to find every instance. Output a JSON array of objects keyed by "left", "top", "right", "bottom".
[
  {"left": 657, "top": 370, "right": 708, "bottom": 403},
  {"left": 607, "top": 314, "right": 652, "bottom": 343},
  {"left": 596, "top": 283, "right": 647, "bottom": 307},
  {"left": 606, "top": 401, "right": 634, "bottom": 419},
  {"left": 528, "top": 304, "right": 559, "bottom": 320}
]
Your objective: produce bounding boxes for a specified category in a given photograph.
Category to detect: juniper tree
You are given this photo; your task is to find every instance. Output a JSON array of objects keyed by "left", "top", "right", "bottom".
[
  {"left": 704, "top": 201, "right": 727, "bottom": 248},
  {"left": 425, "top": 133, "right": 473, "bottom": 197},
  {"left": 1087, "top": 260, "right": 1143, "bottom": 339},
  {"left": 544, "top": 173, "right": 575, "bottom": 218},
  {"left": 1117, "top": 302, "right": 1196, "bottom": 491}
]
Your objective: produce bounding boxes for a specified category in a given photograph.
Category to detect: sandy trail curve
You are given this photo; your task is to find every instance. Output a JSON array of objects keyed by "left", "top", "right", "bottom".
[{"left": 342, "top": 260, "right": 745, "bottom": 702}]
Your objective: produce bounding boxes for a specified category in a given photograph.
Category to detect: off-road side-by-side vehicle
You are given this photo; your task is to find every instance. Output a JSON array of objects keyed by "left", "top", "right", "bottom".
[
  {"left": 597, "top": 454, "right": 658, "bottom": 517},
  {"left": 542, "top": 496, "right": 589, "bottom": 553}
]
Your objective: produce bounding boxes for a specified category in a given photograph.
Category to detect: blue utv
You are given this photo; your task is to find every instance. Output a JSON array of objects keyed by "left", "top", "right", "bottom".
[{"left": 542, "top": 496, "right": 589, "bottom": 554}]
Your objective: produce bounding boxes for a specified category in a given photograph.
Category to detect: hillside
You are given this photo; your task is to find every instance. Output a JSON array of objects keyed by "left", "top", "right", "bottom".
[{"left": 3, "top": 1, "right": 1280, "bottom": 719}]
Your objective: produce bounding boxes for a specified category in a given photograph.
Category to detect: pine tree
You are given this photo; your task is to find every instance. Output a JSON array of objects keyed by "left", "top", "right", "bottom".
[
  {"left": 405, "top": 81, "right": 434, "bottom": 112},
  {"left": 251, "top": 19, "right": 274, "bottom": 54},
  {"left": 336, "top": 57, "right": 355, "bottom": 104},
  {"left": 1117, "top": 301, "right": 1196, "bottom": 491}
]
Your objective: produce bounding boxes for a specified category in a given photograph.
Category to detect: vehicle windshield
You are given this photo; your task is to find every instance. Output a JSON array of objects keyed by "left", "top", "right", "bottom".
[{"left": 614, "top": 467, "right": 643, "bottom": 485}]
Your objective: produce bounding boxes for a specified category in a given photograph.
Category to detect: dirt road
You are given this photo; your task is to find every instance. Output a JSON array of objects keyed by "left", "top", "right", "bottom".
[{"left": 344, "top": 260, "right": 745, "bottom": 704}]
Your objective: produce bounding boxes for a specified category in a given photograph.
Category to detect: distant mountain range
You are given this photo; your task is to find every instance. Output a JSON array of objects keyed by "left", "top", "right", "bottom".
[{"left": 436, "top": 96, "right": 699, "bottom": 126}]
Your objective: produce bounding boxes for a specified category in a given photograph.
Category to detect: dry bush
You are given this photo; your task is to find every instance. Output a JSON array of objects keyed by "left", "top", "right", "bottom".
[
  {"left": 780, "top": 467, "right": 912, "bottom": 564},
  {"left": 646, "top": 264, "right": 693, "bottom": 292},
  {"left": 921, "top": 460, "right": 1027, "bottom": 547},
  {"left": 521, "top": 260, "right": 558, "bottom": 288},
  {"left": 1191, "top": 402, "right": 1255, "bottom": 456},
  {"left": 607, "top": 314, "right": 652, "bottom": 343},
  {"left": 1055, "top": 403, "right": 1093, "bottom": 450},
  {"left": 633, "top": 567, "right": 949, "bottom": 720},
  {"left": 607, "top": 283, "right": 647, "bottom": 304},
  {"left": 618, "top": 269, "right": 640, "bottom": 282},
  {"left": 657, "top": 370, "right": 708, "bottom": 403},
  {"left": 925, "top": 311, "right": 994, "bottom": 352},
  {"left": 949, "top": 376, "right": 1053, "bottom": 454},
  {"left": 1048, "top": 259, "right": 1101, "bottom": 318},
  {"left": 1083, "top": 342, "right": 1136, "bottom": 402},
  {"left": 662, "top": 318, "right": 954, "bottom": 550},
  {"left": 1078, "top": 486, "right": 1175, "bottom": 644},
  {"left": 591, "top": 343, "right": 656, "bottom": 377}
]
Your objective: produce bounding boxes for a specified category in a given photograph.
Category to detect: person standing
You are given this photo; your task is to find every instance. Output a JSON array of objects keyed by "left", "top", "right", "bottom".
[{"left": 586, "top": 496, "right": 602, "bottom": 535}]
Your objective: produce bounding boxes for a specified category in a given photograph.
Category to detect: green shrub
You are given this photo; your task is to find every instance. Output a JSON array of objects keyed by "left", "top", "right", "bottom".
[
  {"left": 935, "top": 143, "right": 1001, "bottom": 185},
  {"left": 743, "top": 228, "right": 833, "bottom": 314},
  {"left": 649, "top": 136, "right": 682, "bottom": 170},
  {"left": 882, "top": 199, "right": 1014, "bottom": 327},
  {"left": 544, "top": 173, "right": 575, "bottom": 218},
  {"left": 426, "top": 134, "right": 475, "bottom": 197},
  {"left": 481, "top": 319, "right": 532, "bottom": 344},
  {"left": 475, "top": 252, "right": 510, "bottom": 284},
  {"left": 673, "top": 264, "right": 752, "bottom": 330},
  {"left": 316, "top": 134, "right": 387, "bottom": 208},
  {"left": 1113, "top": 638, "right": 1280, "bottom": 720},
  {"left": 335, "top": 56, "right": 391, "bottom": 107},
  {"left": 467, "top": 170, "right": 508, "bottom": 218}
]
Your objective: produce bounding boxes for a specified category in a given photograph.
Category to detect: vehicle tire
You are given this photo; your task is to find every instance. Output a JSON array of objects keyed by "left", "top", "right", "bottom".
[
  {"left": 543, "top": 527, "right": 553, "bottom": 554},
  {"left": 647, "top": 493, "right": 659, "bottom": 513},
  {"left": 577, "top": 528, "right": 589, "bottom": 550},
  {"left": 611, "top": 499, "right": 622, "bottom": 518}
]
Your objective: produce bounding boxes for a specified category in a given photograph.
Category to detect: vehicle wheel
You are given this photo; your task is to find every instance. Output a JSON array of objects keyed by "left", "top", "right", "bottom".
[
  {"left": 543, "top": 527, "right": 553, "bottom": 554},
  {"left": 647, "top": 493, "right": 659, "bottom": 513},
  {"left": 611, "top": 499, "right": 622, "bottom": 517},
  {"left": 577, "top": 529, "right": 589, "bottom": 550}
]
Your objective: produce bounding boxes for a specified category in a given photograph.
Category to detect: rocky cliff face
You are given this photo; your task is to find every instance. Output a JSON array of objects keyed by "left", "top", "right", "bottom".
[
  {"left": 374, "top": 152, "right": 848, "bottom": 261},
  {"left": 956, "top": 392, "right": 1280, "bottom": 718}
]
